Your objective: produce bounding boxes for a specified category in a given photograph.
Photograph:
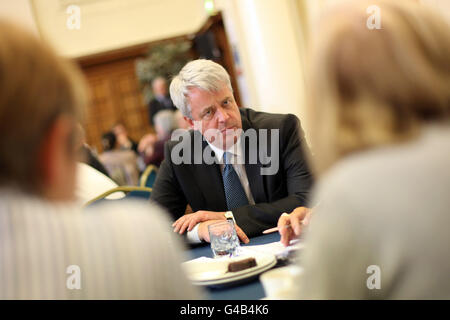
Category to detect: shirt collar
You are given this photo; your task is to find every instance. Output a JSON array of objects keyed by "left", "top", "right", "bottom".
[{"left": 206, "top": 134, "right": 243, "bottom": 163}]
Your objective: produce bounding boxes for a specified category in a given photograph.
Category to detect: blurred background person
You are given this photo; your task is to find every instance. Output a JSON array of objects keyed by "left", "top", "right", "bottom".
[
  {"left": 0, "top": 21, "right": 200, "bottom": 299},
  {"left": 174, "top": 109, "right": 190, "bottom": 130},
  {"left": 74, "top": 123, "right": 125, "bottom": 204},
  {"left": 170, "top": 109, "right": 192, "bottom": 141},
  {"left": 101, "top": 131, "right": 118, "bottom": 152},
  {"left": 112, "top": 122, "right": 139, "bottom": 154},
  {"left": 99, "top": 130, "right": 140, "bottom": 185},
  {"left": 139, "top": 109, "right": 176, "bottom": 167},
  {"left": 292, "top": 0, "right": 450, "bottom": 299},
  {"left": 137, "top": 133, "right": 157, "bottom": 162},
  {"left": 75, "top": 122, "right": 110, "bottom": 177},
  {"left": 148, "top": 76, "right": 177, "bottom": 126}
]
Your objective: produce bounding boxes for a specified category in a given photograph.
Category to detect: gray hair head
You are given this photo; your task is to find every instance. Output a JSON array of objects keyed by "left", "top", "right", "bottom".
[
  {"left": 151, "top": 76, "right": 166, "bottom": 89},
  {"left": 153, "top": 110, "right": 175, "bottom": 135},
  {"left": 169, "top": 59, "right": 233, "bottom": 119}
]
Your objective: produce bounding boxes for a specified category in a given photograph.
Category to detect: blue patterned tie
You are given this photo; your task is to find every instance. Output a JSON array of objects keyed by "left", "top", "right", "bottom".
[{"left": 222, "top": 152, "right": 249, "bottom": 210}]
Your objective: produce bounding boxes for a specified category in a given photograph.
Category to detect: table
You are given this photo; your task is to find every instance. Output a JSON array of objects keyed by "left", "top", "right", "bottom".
[{"left": 186, "top": 232, "right": 281, "bottom": 300}]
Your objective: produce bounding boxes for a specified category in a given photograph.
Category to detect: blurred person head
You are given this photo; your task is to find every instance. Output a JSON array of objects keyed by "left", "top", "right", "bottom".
[
  {"left": 170, "top": 59, "right": 242, "bottom": 150},
  {"left": 138, "top": 133, "right": 157, "bottom": 155},
  {"left": 174, "top": 110, "right": 190, "bottom": 130},
  {"left": 112, "top": 122, "right": 133, "bottom": 149},
  {"left": 307, "top": 0, "right": 450, "bottom": 175},
  {"left": 101, "top": 131, "right": 117, "bottom": 151},
  {"left": 0, "top": 21, "right": 87, "bottom": 201},
  {"left": 112, "top": 123, "right": 127, "bottom": 137},
  {"left": 151, "top": 76, "right": 168, "bottom": 98},
  {"left": 153, "top": 110, "right": 175, "bottom": 139}
]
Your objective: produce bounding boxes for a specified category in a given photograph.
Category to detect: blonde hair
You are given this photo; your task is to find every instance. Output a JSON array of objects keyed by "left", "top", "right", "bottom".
[
  {"left": 307, "top": 0, "right": 450, "bottom": 174},
  {"left": 0, "top": 21, "right": 87, "bottom": 193}
]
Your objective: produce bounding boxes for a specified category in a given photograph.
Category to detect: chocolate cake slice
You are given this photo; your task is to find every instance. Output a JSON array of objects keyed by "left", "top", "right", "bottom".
[{"left": 227, "top": 257, "right": 257, "bottom": 272}]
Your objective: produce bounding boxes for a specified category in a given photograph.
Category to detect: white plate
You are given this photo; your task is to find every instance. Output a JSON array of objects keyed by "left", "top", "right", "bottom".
[{"left": 182, "top": 252, "right": 277, "bottom": 286}]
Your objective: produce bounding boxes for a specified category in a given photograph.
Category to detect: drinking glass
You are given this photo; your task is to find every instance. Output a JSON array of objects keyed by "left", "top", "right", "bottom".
[{"left": 208, "top": 220, "right": 240, "bottom": 258}]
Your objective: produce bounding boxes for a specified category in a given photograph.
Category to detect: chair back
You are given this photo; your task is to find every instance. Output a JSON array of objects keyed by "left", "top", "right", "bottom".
[
  {"left": 139, "top": 164, "right": 158, "bottom": 188},
  {"left": 85, "top": 186, "right": 153, "bottom": 207}
]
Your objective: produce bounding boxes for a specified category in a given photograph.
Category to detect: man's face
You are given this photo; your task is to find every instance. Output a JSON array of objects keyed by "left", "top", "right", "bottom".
[
  {"left": 153, "top": 79, "right": 167, "bottom": 96},
  {"left": 185, "top": 84, "right": 242, "bottom": 150}
]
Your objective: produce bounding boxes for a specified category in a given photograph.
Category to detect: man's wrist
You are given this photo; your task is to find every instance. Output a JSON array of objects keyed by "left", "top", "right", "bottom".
[
  {"left": 186, "top": 223, "right": 202, "bottom": 243},
  {"left": 224, "top": 211, "right": 236, "bottom": 224}
]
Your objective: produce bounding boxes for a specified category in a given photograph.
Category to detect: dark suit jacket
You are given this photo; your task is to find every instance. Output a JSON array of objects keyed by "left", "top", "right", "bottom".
[
  {"left": 148, "top": 95, "right": 177, "bottom": 126},
  {"left": 150, "top": 108, "right": 314, "bottom": 238}
]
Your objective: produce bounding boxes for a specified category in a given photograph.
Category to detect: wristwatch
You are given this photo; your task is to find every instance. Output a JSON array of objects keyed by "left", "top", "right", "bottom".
[{"left": 224, "top": 211, "right": 236, "bottom": 224}]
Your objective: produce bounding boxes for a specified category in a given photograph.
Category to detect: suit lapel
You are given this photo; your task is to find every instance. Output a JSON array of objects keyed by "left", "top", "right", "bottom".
[{"left": 241, "top": 111, "right": 267, "bottom": 204}]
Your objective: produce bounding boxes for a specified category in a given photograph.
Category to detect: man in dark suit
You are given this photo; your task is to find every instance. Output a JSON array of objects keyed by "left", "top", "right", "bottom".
[
  {"left": 150, "top": 59, "right": 314, "bottom": 243},
  {"left": 148, "top": 77, "right": 177, "bottom": 126}
]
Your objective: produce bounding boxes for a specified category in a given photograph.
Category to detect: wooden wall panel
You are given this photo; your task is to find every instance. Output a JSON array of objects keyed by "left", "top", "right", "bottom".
[{"left": 82, "top": 58, "right": 152, "bottom": 153}]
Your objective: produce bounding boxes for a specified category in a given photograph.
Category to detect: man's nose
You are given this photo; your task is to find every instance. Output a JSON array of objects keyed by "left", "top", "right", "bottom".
[{"left": 216, "top": 107, "right": 229, "bottom": 122}]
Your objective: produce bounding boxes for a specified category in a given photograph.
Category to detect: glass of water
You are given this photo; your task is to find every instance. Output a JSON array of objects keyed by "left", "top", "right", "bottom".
[{"left": 208, "top": 220, "right": 240, "bottom": 258}]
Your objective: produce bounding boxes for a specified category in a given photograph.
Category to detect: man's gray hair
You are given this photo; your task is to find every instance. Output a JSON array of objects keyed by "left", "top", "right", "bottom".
[
  {"left": 169, "top": 59, "right": 233, "bottom": 119},
  {"left": 154, "top": 110, "right": 175, "bottom": 135}
]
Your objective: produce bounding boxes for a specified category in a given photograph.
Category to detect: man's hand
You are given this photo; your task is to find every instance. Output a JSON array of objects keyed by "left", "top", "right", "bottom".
[
  {"left": 197, "top": 220, "right": 250, "bottom": 244},
  {"left": 172, "top": 211, "right": 226, "bottom": 234},
  {"left": 278, "top": 207, "right": 312, "bottom": 246}
]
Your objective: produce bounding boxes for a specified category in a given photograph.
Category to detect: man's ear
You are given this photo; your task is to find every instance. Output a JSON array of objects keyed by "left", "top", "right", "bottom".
[
  {"left": 184, "top": 116, "right": 194, "bottom": 129},
  {"left": 38, "top": 115, "right": 77, "bottom": 201}
]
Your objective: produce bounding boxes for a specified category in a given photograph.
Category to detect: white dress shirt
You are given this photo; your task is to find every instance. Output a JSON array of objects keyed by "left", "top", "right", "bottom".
[{"left": 187, "top": 136, "right": 255, "bottom": 243}]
